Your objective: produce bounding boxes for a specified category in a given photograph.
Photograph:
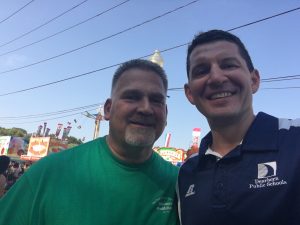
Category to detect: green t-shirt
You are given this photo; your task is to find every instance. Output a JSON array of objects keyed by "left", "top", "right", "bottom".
[{"left": 0, "top": 137, "right": 179, "bottom": 225}]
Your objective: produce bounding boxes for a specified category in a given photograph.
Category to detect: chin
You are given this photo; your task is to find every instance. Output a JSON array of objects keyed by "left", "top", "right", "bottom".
[
  {"left": 125, "top": 128, "right": 156, "bottom": 147},
  {"left": 208, "top": 111, "right": 240, "bottom": 123}
]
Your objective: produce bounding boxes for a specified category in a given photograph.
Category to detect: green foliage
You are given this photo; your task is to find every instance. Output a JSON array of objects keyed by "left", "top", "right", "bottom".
[
  {"left": 0, "top": 127, "right": 27, "bottom": 137},
  {"left": 0, "top": 127, "right": 82, "bottom": 146},
  {"left": 66, "top": 136, "right": 83, "bottom": 145}
]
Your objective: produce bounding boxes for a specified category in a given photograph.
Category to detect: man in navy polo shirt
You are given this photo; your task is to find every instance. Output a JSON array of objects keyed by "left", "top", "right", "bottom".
[{"left": 177, "top": 30, "right": 300, "bottom": 225}]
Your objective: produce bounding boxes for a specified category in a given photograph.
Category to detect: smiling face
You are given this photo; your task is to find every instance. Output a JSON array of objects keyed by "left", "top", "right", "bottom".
[
  {"left": 105, "top": 68, "right": 167, "bottom": 149},
  {"left": 185, "top": 41, "right": 260, "bottom": 125}
]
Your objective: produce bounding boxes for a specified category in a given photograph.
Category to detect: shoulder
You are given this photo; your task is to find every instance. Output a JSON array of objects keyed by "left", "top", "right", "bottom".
[
  {"left": 151, "top": 152, "right": 179, "bottom": 181},
  {"left": 26, "top": 138, "right": 102, "bottom": 177},
  {"left": 277, "top": 117, "right": 300, "bottom": 149},
  {"left": 278, "top": 117, "right": 300, "bottom": 130},
  {"left": 179, "top": 154, "right": 199, "bottom": 175}
]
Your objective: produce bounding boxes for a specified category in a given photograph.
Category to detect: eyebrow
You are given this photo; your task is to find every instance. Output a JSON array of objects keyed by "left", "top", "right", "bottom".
[{"left": 122, "top": 89, "right": 165, "bottom": 97}]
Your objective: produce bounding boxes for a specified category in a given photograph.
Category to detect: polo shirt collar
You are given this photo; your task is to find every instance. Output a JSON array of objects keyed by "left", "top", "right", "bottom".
[{"left": 197, "top": 112, "right": 279, "bottom": 165}]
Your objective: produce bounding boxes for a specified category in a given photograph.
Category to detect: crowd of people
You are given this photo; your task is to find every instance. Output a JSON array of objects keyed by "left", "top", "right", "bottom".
[
  {"left": 0, "top": 156, "right": 32, "bottom": 197},
  {"left": 0, "top": 30, "right": 299, "bottom": 225}
]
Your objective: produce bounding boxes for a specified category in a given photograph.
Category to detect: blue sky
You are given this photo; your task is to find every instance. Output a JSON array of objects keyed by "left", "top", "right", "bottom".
[{"left": 0, "top": 0, "right": 299, "bottom": 149}]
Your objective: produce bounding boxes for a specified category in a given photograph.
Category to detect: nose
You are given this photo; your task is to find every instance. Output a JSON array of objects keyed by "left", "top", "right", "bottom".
[
  {"left": 137, "top": 98, "right": 153, "bottom": 115},
  {"left": 207, "top": 64, "right": 227, "bottom": 87}
]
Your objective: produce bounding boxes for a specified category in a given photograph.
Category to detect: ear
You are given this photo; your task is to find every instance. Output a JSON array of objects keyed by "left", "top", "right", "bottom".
[
  {"left": 104, "top": 99, "right": 112, "bottom": 121},
  {"left": 166, "top": 104, "right": 168, "bottom": 116},
  {"left": 184, "top": 83, "right": 196, "bottom": 105},
  {"left": 165, "top": 105, "right": 168, "bottom": 127},
  {"left": 251, "top": 69, "right": 260, "bottom": 94}
]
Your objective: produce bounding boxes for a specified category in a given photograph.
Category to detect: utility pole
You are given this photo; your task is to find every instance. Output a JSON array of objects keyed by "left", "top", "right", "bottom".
[
  {"left": 82, "top": 105, "right": 104, "bottom": 140},
  {"left": 93, "top": 113, "right": 103, "bottom": 139}
]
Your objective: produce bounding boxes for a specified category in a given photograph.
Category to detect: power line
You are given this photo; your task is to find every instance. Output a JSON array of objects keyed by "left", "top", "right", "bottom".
[
  {"left": 0, "top": 5, "right": 299, "bottom": 97},
  {"left": 0, "top": 110, "right": 96, "bottom": 124},
  {"left": 168, "top": 84, "right": 300, "bottom": 92},
  {"left": 0, "top": 0, "right": 34, "bottom": 25},
  {"left": 261, "top": 75, "right": 300, "bottom": 82},
  {"left": 167, "top": 75, "right": 300, "bottom": 91},
  {"left": 0, "top": 0, "right": 88, "bottom": 48},
  {"left": 0, "top": 0, "right": 199, "bottom": 75},
  {"left": 1, "top": 77, "right": 299, "bottom": 122},
  {"left": 227, "top": 6, "right": 300, "bottom": 32},
  {"left": 0, "top": 63, "right": 121, "bottom": 97},
  {"left": 0, "top": 103, "right": 102, "bottom": 120},
  {"left": 0, "top": 0, "right": 131, "bottom": 57}
]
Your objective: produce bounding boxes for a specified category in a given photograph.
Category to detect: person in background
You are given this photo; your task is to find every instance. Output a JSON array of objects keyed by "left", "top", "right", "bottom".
[
  {"left": 177, "top": 29, "right": 300, "bottom": 225},
  {"left": 0, "top": 155, "right": 10, "bottom": 197},
  {"left": 0, "top": 59, "right": 179, "bottom": 225}
]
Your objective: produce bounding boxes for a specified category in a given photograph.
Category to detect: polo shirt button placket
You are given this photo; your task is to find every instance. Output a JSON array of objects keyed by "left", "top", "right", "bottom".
[
  {"left": 212, "top": 162, "right": 227, "bottom": 206},
  {"left": 211, "top": 162, "right": 229, "bottom": 224}
]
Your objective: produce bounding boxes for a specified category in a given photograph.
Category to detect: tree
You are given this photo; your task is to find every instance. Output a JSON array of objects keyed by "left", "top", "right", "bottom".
[
  {"left": 0, "top": 127, "right": 27, "bottom": 137},
  {"left": 66, "top": 136, "right": 83, "bottom": 145},
  {"left": 0, "top": 127, "right": 83, "bottom": 146}
]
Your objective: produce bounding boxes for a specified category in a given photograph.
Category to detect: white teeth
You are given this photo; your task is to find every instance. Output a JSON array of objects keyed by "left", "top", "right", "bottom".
[{"left": 211, "top": 92, "right": 232, "bottom": 99}]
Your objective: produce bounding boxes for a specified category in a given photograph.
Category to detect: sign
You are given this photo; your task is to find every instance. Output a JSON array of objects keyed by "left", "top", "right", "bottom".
[
  {"left": 7, "top": 137, "right": 26, "bottom": 157},
  {"left": 21, "top": 137, "right": 69, "bottom": 161},
  {"left": 48, "top": 139, "right": 68, "bottom": 154},
  {"left": 0, "top": 136, "right": 11, "bottom": 155},
  {"left": 154, "top": 147, "right": 186, "bottom": 165},
  {"left": 27, "top": 137, "right": 50, "bottom": 157}
]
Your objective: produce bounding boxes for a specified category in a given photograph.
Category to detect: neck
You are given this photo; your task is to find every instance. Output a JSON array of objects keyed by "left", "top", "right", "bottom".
[
  {"left": 106, "top": 136, "right": 153, "bottom": 164},
  {"left": 208, "top": 112, "right": 255, "bottom": 156}
]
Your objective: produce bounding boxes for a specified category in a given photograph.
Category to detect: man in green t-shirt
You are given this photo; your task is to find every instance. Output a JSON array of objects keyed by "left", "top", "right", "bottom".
[{"left": 0, "top": 59, "right": 179, "bottom": 225}]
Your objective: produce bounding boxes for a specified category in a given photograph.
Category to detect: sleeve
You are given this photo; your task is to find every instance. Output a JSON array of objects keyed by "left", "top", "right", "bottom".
[{"left": 0, "top": 173, "right": 34, "bottom": 225}]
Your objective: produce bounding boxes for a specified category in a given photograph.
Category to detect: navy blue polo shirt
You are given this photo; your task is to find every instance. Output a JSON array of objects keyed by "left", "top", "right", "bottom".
[{"left": 178, "top": 112, "right": 300, "bottom": 225}]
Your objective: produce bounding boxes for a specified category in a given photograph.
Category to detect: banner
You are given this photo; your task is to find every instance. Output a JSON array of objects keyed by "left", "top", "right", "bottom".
[
  {"left": 55, "top": 123, "right": 63, "bottom": 138},
  {"left": 191, "top": 128, "right": 201, "bottom": 148},
  {"left": 42, "top": 122, "right": 47, "bottom": 136},
  {"left": 7, "top": 137, "right": 26, "bottom": 156},
  {"left": 164, "top": 133, "right": 171, "bottom": 147},
  {"left": 45, "top": 128, "right": 50, "bottom": 137},
  {"left": 62, "top": 126, "right": 72, "bottom": 140},
  {"left": 27, "top": 137, "right": 50, "bottom": 157},
  {"left": 0, "top": 136, "right": 11, "bottom": 155},
  {"left": 36, "top": 125, "right": 43, "bottom": 137}
]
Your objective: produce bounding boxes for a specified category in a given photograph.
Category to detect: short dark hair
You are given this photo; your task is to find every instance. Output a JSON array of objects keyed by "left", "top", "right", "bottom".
[
  {"left": 0, "top": 155, "right": 10, "bottom": 174},
  {"left": 112, "top": 59, "right": 168, "bottom": 94},
  {"left": 186, "top": 30, "right": 254, "bottom": 78}
]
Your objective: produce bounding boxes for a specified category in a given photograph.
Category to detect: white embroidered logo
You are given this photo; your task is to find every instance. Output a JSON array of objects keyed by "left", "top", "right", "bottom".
[
  {"left": 185, "top": 184, "right": 195, "bottom": 197},
  {"left": 152, "top": 197, "right": 173, "bottom": 213},
  {"left": 249, "top": 161, "right": 287, "bottom": 189},
  {"left": 257, "top": 161, "right": 277, "bottom": 178}
]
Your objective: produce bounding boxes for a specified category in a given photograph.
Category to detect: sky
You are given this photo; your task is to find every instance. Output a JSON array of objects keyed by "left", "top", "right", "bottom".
[{"left": 0, "top": 0, "right": 299, "bottom": 150}]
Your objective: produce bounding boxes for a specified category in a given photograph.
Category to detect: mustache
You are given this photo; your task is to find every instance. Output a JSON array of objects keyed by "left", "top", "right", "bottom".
[{"left": 129, "top": 116, "right": 156, "bottom": 125}]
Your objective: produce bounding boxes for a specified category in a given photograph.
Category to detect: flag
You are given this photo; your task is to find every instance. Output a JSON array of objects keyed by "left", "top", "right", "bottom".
[
  {"left": 164, "top": 133, "right": 171, "bottom": 147},
  {"left": 36, "top": 125, "right": 43, "bottom": 136},
  {"left": 45, "top": 128, "right": 50, "bottom": 136},
  {"left": 55, "top": 123, "right": 63, "bottom": 138},
  {"left": 192, "top": 128, "right": 201, "bottom": 148},
  {"left": 43, "top": 122, "right": 47, "bottom": 136},
  {"left": 62, "top": 126, "right": 72, "bottom": 140}
]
